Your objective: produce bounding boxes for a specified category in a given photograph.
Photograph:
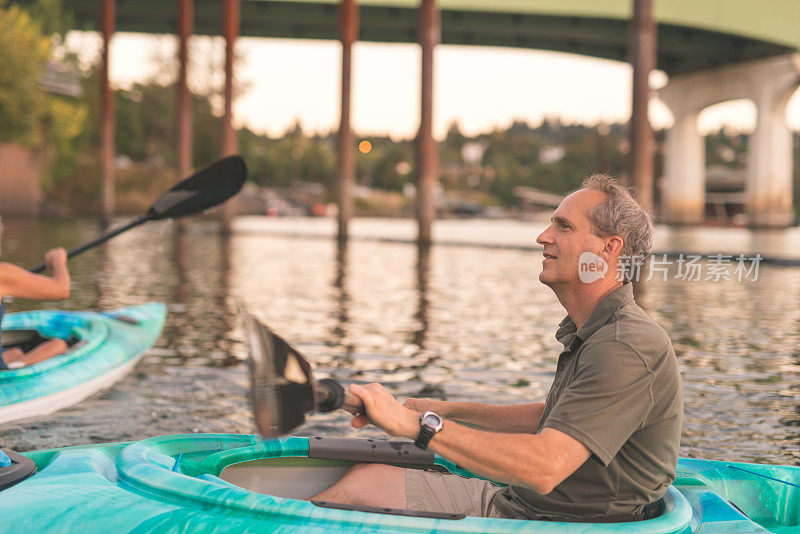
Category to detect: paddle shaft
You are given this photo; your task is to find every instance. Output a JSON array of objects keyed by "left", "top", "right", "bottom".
[
  {"left": 26, "top": 155, "right": 246, "bottom": 275},
  {"left": 29, "top": 215, "right": 150, "bottom": 274}
]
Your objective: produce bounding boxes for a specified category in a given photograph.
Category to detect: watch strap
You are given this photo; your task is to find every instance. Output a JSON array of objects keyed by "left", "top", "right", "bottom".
[{"left": 414, "top": 424, "right": 436, "bottom": 449}]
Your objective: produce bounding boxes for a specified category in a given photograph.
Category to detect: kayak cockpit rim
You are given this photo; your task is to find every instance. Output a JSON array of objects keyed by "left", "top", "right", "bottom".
[{"left": 110, "top": 434, "right": 695, "bottom": 531}]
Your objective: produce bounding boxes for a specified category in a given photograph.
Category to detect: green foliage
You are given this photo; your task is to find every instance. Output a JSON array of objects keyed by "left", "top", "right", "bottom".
[
  {"left": 88, "top": 82, "right": 223, "bottom": 170},
  {"left": 468, "top": 120, "right": 629, "bottom": 205},
  {"left": 27, "top": 0, "right": 73, "bottom": 39},
  {"left": 0, "top": 2, "right": 49, "bottom": 146},
  {"left": 57, "top": 78, "right": 224, "bottom": 213},
  {"left": 234, "top": 119, "right": 634, "bottom": 208},
  {"left": 0, "top": 0, "right": 87, "bottom": 190},
  {"left": 44, "top": 96, "right": 88, "bottom": 188},
  {"left": 239, "top": 128, "right": 416, "bottom": 194},
  {"left": 365, "top": 140, "right": 414, "bottom": 192},
  {"left": 239, "top": 124, "right": 336, "bottom": 188}
]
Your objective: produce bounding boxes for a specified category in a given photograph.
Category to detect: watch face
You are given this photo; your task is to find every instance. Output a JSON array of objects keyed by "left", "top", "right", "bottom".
[{"left": 423, "top": 412, "right": 442, "bottom": 427}]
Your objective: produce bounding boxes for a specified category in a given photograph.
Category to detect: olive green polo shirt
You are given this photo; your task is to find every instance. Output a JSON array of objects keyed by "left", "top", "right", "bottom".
[{"left": 492, "top": 283, "right": 683, "bottom": 520}]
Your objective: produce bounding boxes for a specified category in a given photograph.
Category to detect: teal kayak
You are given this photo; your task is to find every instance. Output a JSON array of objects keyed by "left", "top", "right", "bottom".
[
  {"left": 0, "top": 433, "right": 797, "bottom": 532},
  {"left": 0, "top": 302, "right": 167, "bottom": 425}
]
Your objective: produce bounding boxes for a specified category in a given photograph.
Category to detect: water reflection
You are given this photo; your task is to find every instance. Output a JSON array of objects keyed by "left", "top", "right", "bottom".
[
  {"left": 165, "top": 223, "right": 238, "bottom": 367},
  {"left": 214, "top": 231, "right": 238, "bottom": 367},
  {"left": 166, "top": 227, "right": 190, "bottom": 361},
  {"left": 88, "top": 241, "right": 108, "bottom": 311},
  {"left": 173, "top": 229, "right": 190, "bottom": 309},
  {"left": 411, "top": 243, "right": 431, "bottom": 351},
  {"left": 783, "top": 319, "right": 800, "bottom": 460},
  {"left": 330, "top": 240, "right": 352, "bottom": 358}
]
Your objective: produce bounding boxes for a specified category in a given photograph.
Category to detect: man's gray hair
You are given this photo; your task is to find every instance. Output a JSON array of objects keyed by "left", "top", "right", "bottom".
[{"left": 581, "top": 174, "right": 654, "bottom": 281}]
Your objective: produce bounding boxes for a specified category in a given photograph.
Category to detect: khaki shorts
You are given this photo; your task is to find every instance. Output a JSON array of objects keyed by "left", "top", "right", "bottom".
[{"left": 405, "top": 468, "right": 506, "bottom": 518}]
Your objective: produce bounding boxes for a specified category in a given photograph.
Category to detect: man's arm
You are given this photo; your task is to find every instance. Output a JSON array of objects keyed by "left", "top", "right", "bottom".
[
  {"left": 350, "top": 383, "right": 590, "bottom": 495},
  {"left": 0, "top": 249, "right": 71, "bottom": 301},
  {"left": 403, "top": 398, "right": 545, "bottom": 434}
]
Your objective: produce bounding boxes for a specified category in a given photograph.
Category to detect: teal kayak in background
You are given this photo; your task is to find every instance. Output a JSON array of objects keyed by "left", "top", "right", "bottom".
[
  {"left": 0, "top": 303, "right": 166, "bottom": 425},
  {"left": 1, "top": 433, "right": 797, "bottom": 533}
]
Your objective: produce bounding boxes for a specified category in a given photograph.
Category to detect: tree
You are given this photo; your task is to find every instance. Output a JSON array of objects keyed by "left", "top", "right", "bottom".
[
  {"left": 0, "top": 0, "right": 87, "bottom": 190},
  {"left": 0, "top": 2, "right": 49, "bottom": 147}
]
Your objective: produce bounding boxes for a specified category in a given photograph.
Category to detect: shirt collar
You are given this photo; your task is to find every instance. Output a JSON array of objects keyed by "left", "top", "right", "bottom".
[
  {"left": 555, "top": 282, "right": 634, "bottom": 348},
  {"left": 555, "top": 315, "right": 578, "bottom": 348}
]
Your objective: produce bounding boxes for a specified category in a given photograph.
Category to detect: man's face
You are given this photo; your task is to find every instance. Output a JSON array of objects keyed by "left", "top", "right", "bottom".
[{"left": 536, "top": 189, "right": 609, "bottom": 288}]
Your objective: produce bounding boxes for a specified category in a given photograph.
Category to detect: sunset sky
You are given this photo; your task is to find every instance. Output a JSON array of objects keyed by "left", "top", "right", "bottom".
[{"left": 67, "top": 32, "right": 800, "bottom": 139}]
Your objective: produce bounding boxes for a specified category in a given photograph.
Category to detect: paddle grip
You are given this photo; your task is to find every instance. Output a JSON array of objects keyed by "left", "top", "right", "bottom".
[{"left": 317, "top": 378, "right": 364, "bottom": 415}]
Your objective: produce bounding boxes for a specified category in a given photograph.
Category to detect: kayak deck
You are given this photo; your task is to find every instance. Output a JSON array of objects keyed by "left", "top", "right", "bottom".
[{"left": 4, "top": 433, "right": 797, "bottom": 533}]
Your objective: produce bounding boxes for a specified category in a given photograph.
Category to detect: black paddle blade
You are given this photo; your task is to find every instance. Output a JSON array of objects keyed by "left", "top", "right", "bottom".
[
  {"left": 148, "top": 155, "right": 247, "bottom": 220},
  {"left": 238, "top": 301, "right": 316, "bottom": 437}
]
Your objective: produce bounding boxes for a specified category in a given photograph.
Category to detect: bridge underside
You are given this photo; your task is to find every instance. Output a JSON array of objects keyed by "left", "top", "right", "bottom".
[{"left": 58, "top": 0, "right": 793, "bottom": 75}]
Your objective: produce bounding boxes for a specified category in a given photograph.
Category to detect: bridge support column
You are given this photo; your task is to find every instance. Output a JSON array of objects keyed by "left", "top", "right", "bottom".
[
  {"left": 100, "top": 0, "right": 115, "bottom": 226},
  {"left": 176, "top": 0, "right": 193, "bottom": 232},
  {"left": 746, "top": 59, "right": 800, "bottom": 227},
  {"left": 659, "top": 54, "right": 800, "bottom": 226},
  {"left": 627, "top": 0, "right": 656, "bottom": 213},
  {"left": 220, "top": 0, "right": 239, "bottom": 234},
  {"left": 336, "top": 0, "right": 358, "bottom": 242},
  {"left": 661, "top": 102, "right": 704, "bottom": 224},
  {"left": 176, "top": 0, "right": 193, "bottom": 180},
  {"left": 416, "top": 0, "right": 439, "bottom": 245}
]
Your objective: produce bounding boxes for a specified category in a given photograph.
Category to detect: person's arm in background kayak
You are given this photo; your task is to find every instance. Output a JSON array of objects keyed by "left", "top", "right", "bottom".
[
  {"left": 403, "top": 398, "right": 545, "bottom": 434},
  {"left": 0, "top": 248, "right": 71, "bottom": 301}
]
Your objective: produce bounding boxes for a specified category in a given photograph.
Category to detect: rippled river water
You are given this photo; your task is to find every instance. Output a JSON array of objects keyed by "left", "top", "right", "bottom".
[{"left": 0, "top": 216, "right": 798, "bottom": 466}]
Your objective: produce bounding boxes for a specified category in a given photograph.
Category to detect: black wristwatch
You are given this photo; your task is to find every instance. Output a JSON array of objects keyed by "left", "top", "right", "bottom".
[{"left": 414, "top": 411, "right": 444, "bottom": 449}]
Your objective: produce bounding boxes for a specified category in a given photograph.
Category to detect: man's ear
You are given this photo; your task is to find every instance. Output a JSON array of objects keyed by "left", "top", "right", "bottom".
[{"left": 599, "top": 235, "right": 624, "bottom": 259}]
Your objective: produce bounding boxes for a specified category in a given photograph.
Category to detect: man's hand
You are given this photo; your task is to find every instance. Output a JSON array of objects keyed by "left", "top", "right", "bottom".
[{"left": 348, "top": 383, "right": 420, "bottom": 439}]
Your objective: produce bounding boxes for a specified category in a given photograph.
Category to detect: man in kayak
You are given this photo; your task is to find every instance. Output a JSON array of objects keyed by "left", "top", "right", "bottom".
[
  {"left": 0, "top": 247, "right": 71, "bottom": 369},
  {"left": 312, "top": 174, "right": 683, "bottom": 522}
]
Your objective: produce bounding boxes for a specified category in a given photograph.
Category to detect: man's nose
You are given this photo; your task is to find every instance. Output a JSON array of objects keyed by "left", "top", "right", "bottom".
[{"left": 537, "top": 225, "right": 553, "bottom": 245}]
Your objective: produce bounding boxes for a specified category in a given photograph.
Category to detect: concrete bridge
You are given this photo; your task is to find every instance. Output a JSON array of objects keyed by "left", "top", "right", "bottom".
[
  {"left": 660, "top": 54, "right": 799, "bottom": 226},
  {"left": 11, "top": 0, "right": 800, "bottom": 227}
]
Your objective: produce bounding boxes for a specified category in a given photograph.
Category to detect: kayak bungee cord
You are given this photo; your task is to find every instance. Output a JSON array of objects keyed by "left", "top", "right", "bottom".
[{"left": 726, "top": 464, "right": 800, "bottom": 489}]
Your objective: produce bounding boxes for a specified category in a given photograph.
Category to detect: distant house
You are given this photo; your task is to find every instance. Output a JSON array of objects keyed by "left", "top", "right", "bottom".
[
  {"left": 538, "top": 145, "right": 566, "bottom": 164},
  {"left": 513, "top": 186, "right": 564, "bottom": 220},
  {"left": 656, "top": 165, "right": 747, "bottom": 225}
]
